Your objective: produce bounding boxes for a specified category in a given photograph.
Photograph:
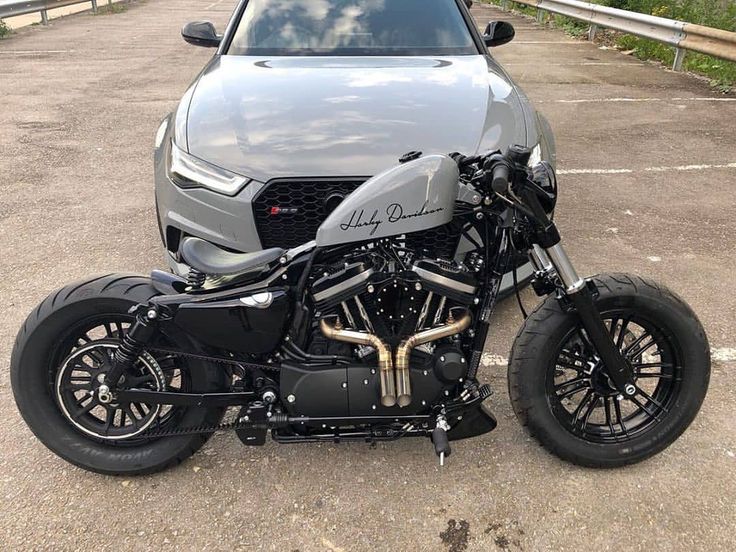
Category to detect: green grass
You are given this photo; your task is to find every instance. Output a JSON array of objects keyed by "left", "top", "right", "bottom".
[
  {"left": 0, "top": 19, "right": 11, "bottom": 39},
  {"left": 552, "top": 15, "right": 589, "bottom": 39},
  {"left": 616, "top": 35, "right": 736, "bottom": 92},
  {"left": 93, "top": 1, "right": 128, "bottom": 15},
  {"left": 482, "top": 0, "right": 736, "bottom": 91}
]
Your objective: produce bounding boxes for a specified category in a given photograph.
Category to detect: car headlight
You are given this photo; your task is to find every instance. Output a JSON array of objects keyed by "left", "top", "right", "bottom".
[
  {"left": 527, "top": 143, "right": 542, "bottom": 168},
  {"left": 531, "top": 159, "right": 557, "bottom": 214},
  {"left": 168, "top": 141, "right": 249, "bottom": 196}
]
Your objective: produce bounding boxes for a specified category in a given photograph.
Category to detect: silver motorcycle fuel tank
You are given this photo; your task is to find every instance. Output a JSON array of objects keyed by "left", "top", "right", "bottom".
[{"left": 315, "top": 155, "right": 459, "bottom": 247}]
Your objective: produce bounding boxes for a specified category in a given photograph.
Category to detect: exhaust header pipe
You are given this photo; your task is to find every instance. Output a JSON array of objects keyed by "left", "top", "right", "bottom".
[
  {"left": 319, "top": 318, "right": 397, "bottom": 407},
  {"left": 395, "top": 309, "right": 472, "bottom": 408}
]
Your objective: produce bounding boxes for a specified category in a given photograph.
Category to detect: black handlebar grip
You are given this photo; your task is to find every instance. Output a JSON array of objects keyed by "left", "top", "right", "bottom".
[{"left": 491, "top": 164, "right": 510, "bottom": 194}]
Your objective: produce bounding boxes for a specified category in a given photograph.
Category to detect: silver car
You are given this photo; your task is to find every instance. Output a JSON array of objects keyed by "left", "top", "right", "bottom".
[{"left": 154, "top": 0, "right": 556, "bottom": 291}]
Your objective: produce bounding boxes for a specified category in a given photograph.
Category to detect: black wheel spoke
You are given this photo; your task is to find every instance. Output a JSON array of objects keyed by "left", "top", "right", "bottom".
[
  {"left": 615, "top": 318, "right": 631, "bottom": 349},
  {"left": 635, "top": 339, "right": 657, "bottom": 358},
  {"left": 613, "top": 398, "right": 629, "bottom": 437},
  {"left": 628, "top": 395, "right": 662, "bottom": 422},
  {"left": 580, "top": 394, "right": 598, "bottom": 431},
  {"left": 634, "top": 362, "right": 672, "bottom": 369},
  {"left": 74, "top": 360, "right": 95, "bottom": 373},
  {"left": 604, "top": 397, "right": 617, "bottom": 439},
  {"left": 104, "top": 323, "right": 114, "bottom": 337},
  {"left": 103, "top": 407, "right": 114, "bottom": 434},
  {"left": 72, "top": 398, "right": 98, "bottom": 419},
  {"left": 87, "top": 349, "right": 106, "bottom": 365},
  {"left": 64, "top": 382, "right": 91, "bottom": 392},
  {"left": 555, "top": 376, "right": 586, "bottom": 391},
  {"left": 131, "top": 403, "right": 146, "bottom": 419},
  {"left": 636, "top": 372, "right": 673, "bottom": 380},
  {"left": 74, "top": 393, "right": 93, "bottom": 406},
  {"left": 571, "top": 390, "right": 594, "bottom": 424},
  {"left": 635, "top": 387, "right": 669, "bottom": 414},
  {"left": 558, "top": 381, "right": 589, "bottom": 399},
  {"left": 625, "top": 332, "right": 655, "bottom": 359},
  {"left": 123, "top": 406, "right": 140, "bottom": 429},
  {"left": 555, "top": 360, "right": 585, "bottom": 372}
]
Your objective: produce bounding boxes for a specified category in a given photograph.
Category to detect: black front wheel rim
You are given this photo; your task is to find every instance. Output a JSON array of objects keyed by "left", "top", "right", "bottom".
[{"left": 547, "top": 311, "right": 682, "bottom": 444}]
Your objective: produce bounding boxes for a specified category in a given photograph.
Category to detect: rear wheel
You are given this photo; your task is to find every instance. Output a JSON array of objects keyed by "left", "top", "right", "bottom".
[
  {"left": 508, "top": 273, "right": 710, "bottom": 467},
  {"left": 11, "top": 274, "right": 226, "bottom": 475}
]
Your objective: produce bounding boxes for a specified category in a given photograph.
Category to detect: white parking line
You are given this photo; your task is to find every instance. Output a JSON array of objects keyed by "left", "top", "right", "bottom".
[
  {"left": 713, "top": 348, "right": 736, "bottom": 362},
  {"left": 558, "top": 162, "right": 736, "bottom": 175},
  {"left": 481, "top": 347, "right": 736, "bottom": 366},
  {"left": 514, "top": 41, "right": 585, "bottom": 44},
  {"left": 506, "top": 62, "right": 645, "bottom": 67},
  {"left": 0, "top": 50, "right": 76, "bottom": 55},
  {"left": 205, "top": 0, "right": 228, "bottom": 9},
  {"left": 540, "top": 97, "right": 736, "bottom": 104},
  {"left": 559, "top": 168, "right": 634, "bottom": 175}
]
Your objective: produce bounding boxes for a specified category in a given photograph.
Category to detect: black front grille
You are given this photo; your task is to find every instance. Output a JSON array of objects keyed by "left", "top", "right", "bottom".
[{"left": 253, "top": 178, "right": 365, "bottom": 248}]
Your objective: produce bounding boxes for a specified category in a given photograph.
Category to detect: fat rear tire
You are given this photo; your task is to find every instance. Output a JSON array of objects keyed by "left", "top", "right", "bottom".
[
  {"left": 11, "top": 274, "right": 226, "bottom": 476},
  {"left": 508, "top": 273, "right": 710, "bottom": 467}
]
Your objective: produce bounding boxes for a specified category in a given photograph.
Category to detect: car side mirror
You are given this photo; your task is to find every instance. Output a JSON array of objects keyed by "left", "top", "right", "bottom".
[
  {"left": 483, "top": 21, "right": 515, "bottom": 48},
  {"left": 182, "top": 21, "right": 221, "bottom": 48}
]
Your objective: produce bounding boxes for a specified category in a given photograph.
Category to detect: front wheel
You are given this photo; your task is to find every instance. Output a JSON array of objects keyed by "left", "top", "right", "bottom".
[{"left": 508, "top": 273, "right": 710, "bottom": 467}]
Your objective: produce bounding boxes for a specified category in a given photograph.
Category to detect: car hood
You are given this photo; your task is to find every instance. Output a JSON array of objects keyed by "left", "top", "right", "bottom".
[{"left": 184, "top": 55, "right": 528, "bottom": 181}]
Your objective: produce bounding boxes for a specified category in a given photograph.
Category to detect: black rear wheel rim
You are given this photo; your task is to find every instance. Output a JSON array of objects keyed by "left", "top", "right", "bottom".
[
  {"left": 49, "top": 314, "right": 192, "bottom": 445},
  {"left": 546, "top": 310, "right": 682, "bottom": 444}
]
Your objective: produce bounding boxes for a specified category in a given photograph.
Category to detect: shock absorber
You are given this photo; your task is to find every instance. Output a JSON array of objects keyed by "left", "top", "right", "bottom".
[
  {"left": 99, "top": 305, "right": 160, "bottom": 402},
  {"left": 187, "top": 268, "right": 206, "bottom": 288}
]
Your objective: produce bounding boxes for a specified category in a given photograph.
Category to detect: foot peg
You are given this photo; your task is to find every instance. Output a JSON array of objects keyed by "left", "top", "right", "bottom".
[
  {"left": 478, "top": 383, "right": 493, "bottom": 400},
  {"left": 432, "top": 415, "right": 452, "bottom": 466}
]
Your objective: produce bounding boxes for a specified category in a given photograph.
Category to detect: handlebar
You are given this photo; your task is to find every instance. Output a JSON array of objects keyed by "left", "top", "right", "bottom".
[
  {"left": 452, "top": 146, "right": 559, "bottom": 244},
  {"left": 490, "top": 163, "right": 510, "bottom": 194}
]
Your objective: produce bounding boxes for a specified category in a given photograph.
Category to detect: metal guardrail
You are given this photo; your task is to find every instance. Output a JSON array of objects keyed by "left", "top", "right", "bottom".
[
  {"left": 499, "top": 0, "right": 736, "bottom": 71},
  {"left": 0, "top": 0, "right": 125, "bottom": 25}
]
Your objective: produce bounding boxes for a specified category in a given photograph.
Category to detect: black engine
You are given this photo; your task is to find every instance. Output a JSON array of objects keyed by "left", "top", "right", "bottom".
[{"left": 280, "top": 242, "right": 479, "bottom": 419}]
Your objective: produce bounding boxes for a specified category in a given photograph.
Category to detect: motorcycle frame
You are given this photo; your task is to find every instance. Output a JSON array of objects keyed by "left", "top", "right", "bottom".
[{"left": 107, "top": 157, "right": 637, "bottom": 419}]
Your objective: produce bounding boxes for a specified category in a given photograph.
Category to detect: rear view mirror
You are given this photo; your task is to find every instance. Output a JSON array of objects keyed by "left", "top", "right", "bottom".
[
  {"left": 483, "top": 21, "right": 515, "bottom": 48},
  {"left": 182, "top": 21, "right": 221, "bottom": 48}
]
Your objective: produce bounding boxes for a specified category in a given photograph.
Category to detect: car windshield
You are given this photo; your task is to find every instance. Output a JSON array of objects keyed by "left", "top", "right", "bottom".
[{"left": 227, "top": 0, "right": 478, "bottom": 56}]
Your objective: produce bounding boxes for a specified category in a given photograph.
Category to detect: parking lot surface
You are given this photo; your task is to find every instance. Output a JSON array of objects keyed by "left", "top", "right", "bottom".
[{"left": 1, "top": 1, "right": 734, "bottom": 550}]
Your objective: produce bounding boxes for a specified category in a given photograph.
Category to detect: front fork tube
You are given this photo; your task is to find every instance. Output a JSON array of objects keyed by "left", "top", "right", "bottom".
[{"left": 530, "top": 244, "right": 637, "bottom": 397}]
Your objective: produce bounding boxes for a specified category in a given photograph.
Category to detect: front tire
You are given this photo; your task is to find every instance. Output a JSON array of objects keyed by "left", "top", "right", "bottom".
[
  {"left": 508, "top": 273, "right": 710, "bottom": 467},
  {"left": 11, "top": 274, "right": 226, "bottom": 475}
]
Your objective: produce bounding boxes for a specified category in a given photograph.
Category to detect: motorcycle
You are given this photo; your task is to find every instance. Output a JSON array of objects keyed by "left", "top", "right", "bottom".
[{"left": 10, "top": 146, "right": 710, "bottom": 475}]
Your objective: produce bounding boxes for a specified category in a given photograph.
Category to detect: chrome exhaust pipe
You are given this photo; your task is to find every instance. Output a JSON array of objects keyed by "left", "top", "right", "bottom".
[
  {"left": 394, "top": 309, "right": 472, "bottom": 408},
  {"left": 319, "top": 318, "right": 397, "bottom": 407}
]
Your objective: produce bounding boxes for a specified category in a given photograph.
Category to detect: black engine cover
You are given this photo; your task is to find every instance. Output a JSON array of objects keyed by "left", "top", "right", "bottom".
[{"left": 279, "top": 362, "right": 453, "bottom": 419}]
